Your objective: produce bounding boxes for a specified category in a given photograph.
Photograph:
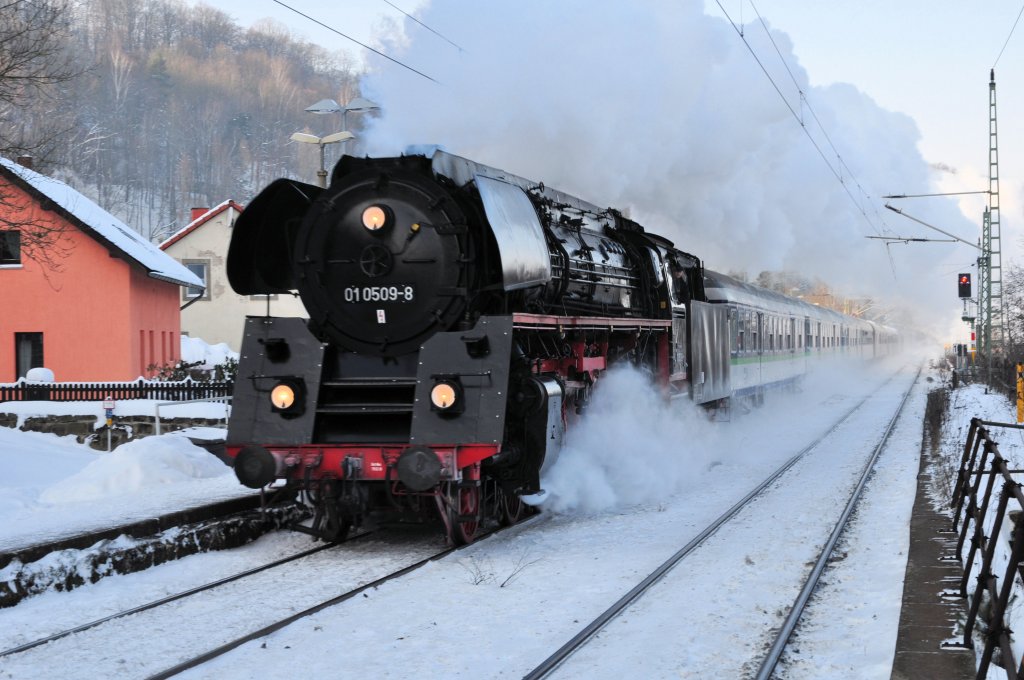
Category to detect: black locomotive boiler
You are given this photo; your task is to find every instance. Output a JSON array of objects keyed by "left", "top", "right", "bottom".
[{"left": 224, "top": 149, "right": 892, "bottom": 544}]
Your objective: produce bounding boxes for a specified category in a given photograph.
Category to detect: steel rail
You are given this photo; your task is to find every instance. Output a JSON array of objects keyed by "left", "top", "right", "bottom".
[
  {"left": 522, "top": 369, "right": 903, "bottom": 680},
  {"left": 753, "top": 366, "right": 920, "bottom": 680},
  {"left": 146, "top": 514, "right": 540, "bottom": 679},
  {"left": 0, "top": 533, "right": 374, "bottom": 658}
]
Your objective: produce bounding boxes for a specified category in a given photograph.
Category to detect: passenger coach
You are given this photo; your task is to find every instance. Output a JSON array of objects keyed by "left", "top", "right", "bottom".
[{"left": 703, "top": 271, "right": 895, "bottom": 400}]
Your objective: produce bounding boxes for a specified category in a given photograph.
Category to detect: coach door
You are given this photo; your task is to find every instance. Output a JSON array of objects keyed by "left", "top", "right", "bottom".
[{"left": 756, "top": 312, "right": 764, "bottom": 385}]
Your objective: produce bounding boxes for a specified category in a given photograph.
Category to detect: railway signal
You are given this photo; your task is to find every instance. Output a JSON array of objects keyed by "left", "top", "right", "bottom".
[{"left": 958, "top": 273, "right": 972, "bottom": 298}]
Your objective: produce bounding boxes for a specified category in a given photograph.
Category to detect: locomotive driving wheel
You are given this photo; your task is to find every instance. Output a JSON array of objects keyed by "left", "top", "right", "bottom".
[
  {"left": 445, "top": 481, "right": 480, "bottom": 546},
  {"left": 499, "top": 488, "right": 525, "bottom": 526}
]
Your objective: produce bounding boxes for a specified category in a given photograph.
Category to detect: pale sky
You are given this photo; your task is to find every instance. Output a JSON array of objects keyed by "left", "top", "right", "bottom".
[{"left": 747, "top": 2, "right": 1024, "bottom": 265}]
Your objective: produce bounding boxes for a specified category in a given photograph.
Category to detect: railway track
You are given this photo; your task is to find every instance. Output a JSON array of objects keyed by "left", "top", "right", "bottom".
[
  {"left": 0, "top": 534, "right": 363, "bottom": 658},
  {"left": 0, "top": 527, "right": 440, "bottom": 679},
  {"left": 0, "top": 517, "right": 535, "bottom": 679},
  {"left": 751, "top": 367, "right": 919, "bottom": 679},
  {"left": 0, "top": 493, "right": 304, "bottom": 608},
  {"left": 140, "top": 515, "right": 542, "bottom": 680},
  {"left": 522, "top": 364, "right": 920, "bottom": 679}
]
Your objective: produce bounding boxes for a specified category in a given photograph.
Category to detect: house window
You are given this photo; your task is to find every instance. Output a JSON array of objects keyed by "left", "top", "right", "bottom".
[
  {"left": 0, "top": 230, "right": 21, "bottom": 265},
  {"left": 183, "top": 259, "right": 209, "bottom": 300},
  {"left": 15, "top": 332, "right": 43, "bottom": 379}
]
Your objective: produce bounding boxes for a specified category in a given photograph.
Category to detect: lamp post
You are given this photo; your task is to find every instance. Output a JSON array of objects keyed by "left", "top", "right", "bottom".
[{"left": 290, "top": 130, "right": 354, "bottom": 188}]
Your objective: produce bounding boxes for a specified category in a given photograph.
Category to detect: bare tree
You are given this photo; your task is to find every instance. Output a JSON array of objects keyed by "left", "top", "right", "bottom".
[
  {"left": 3, "top": 0, "right": 365, "bottom": 264},
  {"left": 0, "top": 0, "right": 81, "bottom": 156},
  {"left": 0, "top": 0, "right": 83, "bottom": 273},
  {"left": 1002, "top": 262, "right": 1024, "bottom": 356}
]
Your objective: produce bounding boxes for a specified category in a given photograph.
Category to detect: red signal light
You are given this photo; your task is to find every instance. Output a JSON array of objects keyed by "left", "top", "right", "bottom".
[{"left": 958, "top": 273, "right": 972, "bottom": 298}]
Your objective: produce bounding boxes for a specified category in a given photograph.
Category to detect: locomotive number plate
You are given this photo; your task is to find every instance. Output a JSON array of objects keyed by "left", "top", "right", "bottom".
[{"left": 343, "top": 285, "right": 415, "bottom": 303}]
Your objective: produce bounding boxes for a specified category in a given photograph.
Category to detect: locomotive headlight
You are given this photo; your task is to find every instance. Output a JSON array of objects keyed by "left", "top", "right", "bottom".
[
  {"left": 271, "top": 383, "right": 295, "bottom": 409},
  {"left": 270, "top": 378, "right": 306, "bottom": 417},
  {"left": 362, "top": 205, "right": 392, "bottom": 231},
  {"left": 430, "top": 378, "right": 464, "bottom": 415}
]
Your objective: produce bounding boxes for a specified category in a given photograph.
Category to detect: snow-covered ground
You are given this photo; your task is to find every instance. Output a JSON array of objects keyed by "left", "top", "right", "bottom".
[
  {"left": 0, "top": 350, "right": 1007, "bottom": 678},
  {"left": 0, "top": 400, "right": 242, "bottom": 552}
]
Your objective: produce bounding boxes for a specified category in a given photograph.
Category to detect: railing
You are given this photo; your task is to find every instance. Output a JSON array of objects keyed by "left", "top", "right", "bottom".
[
  {"left": 154, "top": 396, "right": 232, "bottom": 436},
  {"left": 951, "top": 417, "right": 1024, "bottom": 678},
  {"left": 0, "top": 378, "right": 232, "bottom": 403}
]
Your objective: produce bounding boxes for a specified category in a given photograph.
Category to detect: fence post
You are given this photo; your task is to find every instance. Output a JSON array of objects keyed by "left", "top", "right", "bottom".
[
  {"left": 960, "top": 444, "right": 1000, "bottom": 597},
  {"left": 953, "top": 418, "right": 981, "bottom": 516},
  {"left": 957, "top": 435, "right": 994, "bottom": 561}
]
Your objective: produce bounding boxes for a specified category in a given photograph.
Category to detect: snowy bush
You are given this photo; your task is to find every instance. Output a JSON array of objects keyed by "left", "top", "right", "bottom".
[{"left": 147, "top": 336, "right": 239, "bottom": 383}]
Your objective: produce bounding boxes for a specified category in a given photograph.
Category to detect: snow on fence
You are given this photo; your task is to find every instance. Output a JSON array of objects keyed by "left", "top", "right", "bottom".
[
  {"left": 950, "top": 417, "right": 1024, "bottom": 678},
  {"left": 0, "top": 378, "right": 232, "bottom": 403}
]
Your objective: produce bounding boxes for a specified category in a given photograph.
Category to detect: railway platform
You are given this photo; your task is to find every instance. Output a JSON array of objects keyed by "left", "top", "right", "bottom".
[{"left": 890, "top": 430, "right": 975, "bottom": 679}]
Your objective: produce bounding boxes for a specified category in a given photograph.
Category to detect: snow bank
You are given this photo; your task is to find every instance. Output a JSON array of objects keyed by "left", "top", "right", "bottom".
[{"left": 39, "top": 435, "right": 230, "bottom": 504}]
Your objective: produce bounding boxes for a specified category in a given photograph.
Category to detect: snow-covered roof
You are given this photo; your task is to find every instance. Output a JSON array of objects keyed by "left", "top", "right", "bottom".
[
  {"left": 159, "top": 200, "right": 244, "bottom": 251},
  {"left": 0, "top": 157, "right": 203, "bottom": 288}
]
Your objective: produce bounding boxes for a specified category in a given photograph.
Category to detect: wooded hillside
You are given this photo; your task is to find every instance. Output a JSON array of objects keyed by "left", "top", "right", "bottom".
[{"left": 4, "top": 0, "right": 365, "bottom": 240}]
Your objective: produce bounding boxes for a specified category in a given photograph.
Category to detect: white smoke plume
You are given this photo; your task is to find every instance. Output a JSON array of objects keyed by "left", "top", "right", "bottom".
[
  {"left": 529, "top": 357, "right": 897, "bottom": 514},
  {"left": 360, "top": 0, "right": 975, "bottom": 337}
]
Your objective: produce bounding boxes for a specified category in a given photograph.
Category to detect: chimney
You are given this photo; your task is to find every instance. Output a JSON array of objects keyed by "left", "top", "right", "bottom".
[
  {"left": 15, "top": 155, "right": 33, "bottom": 170},
  {"left": 190, "top": 207, "right": 209, "bottom": 222}
]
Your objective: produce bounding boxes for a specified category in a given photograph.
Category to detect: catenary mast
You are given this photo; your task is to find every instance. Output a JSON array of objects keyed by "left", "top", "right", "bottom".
[{"left": 985, "top": 69, "right": 1005, "bottom": 355}]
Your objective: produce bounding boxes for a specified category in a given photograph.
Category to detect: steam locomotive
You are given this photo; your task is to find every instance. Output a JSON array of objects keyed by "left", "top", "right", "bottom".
[{"left": 224, "top": 149, "right": 895, "bottom": 544}]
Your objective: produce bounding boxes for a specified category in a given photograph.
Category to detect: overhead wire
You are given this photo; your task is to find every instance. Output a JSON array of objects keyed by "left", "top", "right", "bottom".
[
  {"left": 269, "top": 0, "right": 439, "bottom": 83},
  {"left": 714, "top": 0, "right": 889, "bottom": 238},
  {"left": 993, "top": 1, "right": 1024, "bottom": 69},
  {"left": 382, "top": 0, "right": 464, "bottom": 52}
]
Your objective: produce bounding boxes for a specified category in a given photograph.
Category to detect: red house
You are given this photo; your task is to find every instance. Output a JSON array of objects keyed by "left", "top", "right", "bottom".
[{"left": 0, "top": 157, "right": 203, "bottom": 382}]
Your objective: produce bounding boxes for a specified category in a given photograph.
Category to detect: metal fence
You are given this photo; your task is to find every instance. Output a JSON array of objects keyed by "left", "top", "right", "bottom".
[
  {"left": 951, "top": 417, "right": 1024, "bottom": 678},
  {"left": 0, "top": 378, "right": 233, "bottom": 403}
]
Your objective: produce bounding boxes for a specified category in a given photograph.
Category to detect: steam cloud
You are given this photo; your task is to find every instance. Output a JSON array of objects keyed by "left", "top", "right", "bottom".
[
  {"left": 531, "top": 357, "right": 903, "bottom": 514},
  {"left": 361, "top": 1, "right": 972, "bottom": 337}
]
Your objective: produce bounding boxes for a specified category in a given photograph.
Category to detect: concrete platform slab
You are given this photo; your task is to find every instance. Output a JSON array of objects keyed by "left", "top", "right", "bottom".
[{"left": 890, "top": 438, "right": 975, "bottom": 679}]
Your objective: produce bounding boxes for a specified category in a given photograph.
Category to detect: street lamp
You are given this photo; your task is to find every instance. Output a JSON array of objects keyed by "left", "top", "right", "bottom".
[
  {"left": 290, "top": 130, "right": 354, "bottom": 188},
  {"left": 304, "top": 96, "right": 381, "bottom": 133}
]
